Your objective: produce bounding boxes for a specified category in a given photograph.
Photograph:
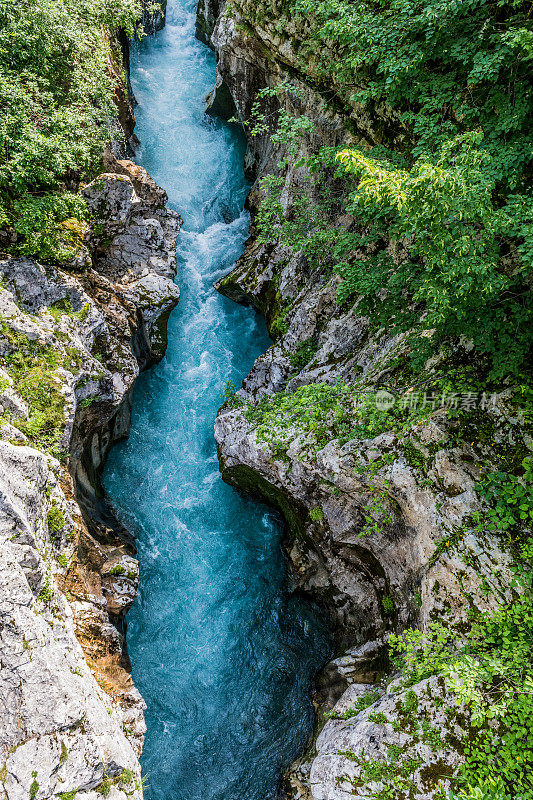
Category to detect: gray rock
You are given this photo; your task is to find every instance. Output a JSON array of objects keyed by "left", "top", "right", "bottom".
[
  {"left": 311, "top": 677, "right": 466, "bottom": 800},
  {"left": 205, "top": 4, "right": 528, "bottom": 797},
  {"left": 0, "top": 162, "right": 180, "bottom": 792}
]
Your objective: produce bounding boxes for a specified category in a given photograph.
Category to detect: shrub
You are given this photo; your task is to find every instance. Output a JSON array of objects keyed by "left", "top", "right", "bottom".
[
  {"left": 246, "top": 0, "right": 533, "bottom": 381},
  {"left": 13, "top": 194, "right": 88, "bottom": 263},
  {"left": 0, "top": 0, "right": 142, "bottom": 262},
  {"left": 47, "top": 505, "right": 65, "bottom": 537}
]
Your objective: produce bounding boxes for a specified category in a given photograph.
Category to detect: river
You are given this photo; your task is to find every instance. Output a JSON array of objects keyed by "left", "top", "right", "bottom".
[{"left": 103, "top": 2, "right": 329, "bottom": 798}]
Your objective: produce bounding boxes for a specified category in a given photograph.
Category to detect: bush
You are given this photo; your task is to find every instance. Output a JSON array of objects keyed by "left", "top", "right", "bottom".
[
  {"left": 47, "top": 504, "right": 66, "bottom": 537},
  {"left": 13, "top": 194, "right": 88, "bottom": 263},
  {"left": 0, "top": 0, "right": 142, "bottom": 262},
  {"left": 246, "top": 0, "right": 533, "bottom": 381}
]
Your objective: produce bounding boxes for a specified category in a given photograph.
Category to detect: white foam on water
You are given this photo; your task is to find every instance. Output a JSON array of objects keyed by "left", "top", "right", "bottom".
[{"left": 103, "top": 2, "right": 330, "bottom": 798}]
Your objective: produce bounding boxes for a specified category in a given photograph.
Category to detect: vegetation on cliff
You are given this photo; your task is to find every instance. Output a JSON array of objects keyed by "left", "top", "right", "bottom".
[
  {"left": 341, "top": 510, "right": 533, "bottom": 800},
  {"left": 243, "top": 0, "right": 533, "bottom": 382},
  {"left": 0, "top": 0, "right": 142, "bottom": 262},
  {"left": 236, "top": 379, "right": 533, "bottom": 799},
  {"left": 220, "top": 1, "right": 533, "bottom": 796}
]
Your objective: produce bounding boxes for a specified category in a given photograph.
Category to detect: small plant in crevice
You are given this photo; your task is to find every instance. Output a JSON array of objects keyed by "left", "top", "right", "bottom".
[
  {"left": 309, "top": 506, "right": 324, "bottom": 522},
  {"left": 382, "top": 594, "right": 395, "bottom": 615},
  {"left": 47, "top": 504, "right": 66, "bottom": 539},
  {"left": 221, "top": 380, "right": 244, "bottom": 409},
  {"left": 290, "top": 337, "right": 319, "bottom": 373},
  {"left": 359, "top": 493, "right": 393, "bottom": 538},
  {"left": 29, "top": 772, "right": 38, "bottom": 799},
  {"left": 38, "top": 570, "right": 53, "bottom": 605},
  {"left": 325, "top": 687, "right": 382, "bottom": 720},
  {"left": 0, "top": 318, "right": 67, "bottom": 455},
  {"left": 59, "top": 741, "right": 68, "bottom": 766}
]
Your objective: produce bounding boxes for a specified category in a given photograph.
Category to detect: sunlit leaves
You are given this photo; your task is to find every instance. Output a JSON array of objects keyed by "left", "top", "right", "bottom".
[{"left": 0, "top": 0, "right": 142, "bottom": 261}]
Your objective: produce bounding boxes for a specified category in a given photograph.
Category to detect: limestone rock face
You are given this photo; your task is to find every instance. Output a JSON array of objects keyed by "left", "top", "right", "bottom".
[
  {"left": 210, "top": 6, "right": 351, "bottom": 193},
  {"left": 0, "top": 161, "right": 180, "bottom": 795},
  {"left": 310, "top": 677, "right": 467, "bottom": 800},
  {"left": 214, "top": 212, "right": 515, "bottom": 659},
  {"left": 203, "top": 2, "right": 530, "bottom": 798},
  {"left": 82, "top": 171, "right": 179, "bottom": 287},
  {"left": 0, "top": 445, "right": 142, "bottom": 800},
  {"left": 215, "top": 365, "right": 514, "bottom": 653}
]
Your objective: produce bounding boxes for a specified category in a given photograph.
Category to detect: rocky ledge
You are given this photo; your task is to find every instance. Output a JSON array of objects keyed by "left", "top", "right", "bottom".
[{"left": 0, "top": 158, "right": 181, "bottom": 800}]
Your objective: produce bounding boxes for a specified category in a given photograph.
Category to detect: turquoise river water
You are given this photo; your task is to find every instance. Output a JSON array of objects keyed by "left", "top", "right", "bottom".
[{"left": 102, "top": 2, "right": 329, "bottom": 799}]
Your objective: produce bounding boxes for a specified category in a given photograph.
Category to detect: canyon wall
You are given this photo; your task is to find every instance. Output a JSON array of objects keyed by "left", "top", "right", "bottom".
[
  {"left": 0, "top": 22, "right": 179, "bottom": 800},
  {"left": 200, "top": 3, "right": 531, "bottom": 799}
]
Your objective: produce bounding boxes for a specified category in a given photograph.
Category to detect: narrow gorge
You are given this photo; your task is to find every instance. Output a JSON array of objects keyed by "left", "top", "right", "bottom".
[
  {"left": 103, "top": 5, "right": 329, "bottom": 799},
  {"left": 0, "top": 0, "right": 532, "bottom": 799}
]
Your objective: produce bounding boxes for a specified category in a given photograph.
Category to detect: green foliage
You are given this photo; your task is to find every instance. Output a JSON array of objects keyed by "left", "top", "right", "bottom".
[
  {"left": 76, "top": 303, "right": 90, "bottom": 322},
  {"left": 59, "top": 741, "right": 68, "bottom": 766},
  {"left": 49, "top": 296, "right": 74, "bottom": 322},
  {"left": 367, "top": 711, "right": 388, "bottom": 725},
  {"left": 476, "top": 456, "right": 533, "bottom": 536},
  {"left": 339, "top": 689, "right": 449, "bottom": 799},
  {"left": 13, "top": 194, "right": 88, "bottom": 263},
  {"left": 339, "top": 745, "right": 424, "bottom": 799},
  {"left": 429, "top": 527, "right": 466, "bottom": 568},
  {"left": 285, "top": 0, "right": 533, "bottom": 174},
  {"left": 360, "top": 493, "right": 393, "bottom": 538},
  {"left": 335, "top": 135, "right": 533, "bottom": 379},
  {"left": 47, "top": 504, "right": 65, "bottom": 537},
  {"left": 95, "top": 769, "right": 135, "bottom": 797},
  {"left": 38, "top": 571, "right": 53, "bottom": 604},
  {"left": 309, "top": 506, "right": 324, "bottom": 522},
  {"left": 386, "top": 536, "right": 533, "bottom": 799},
  {"left": 243, "top": 381, "right": 430, "bottom": 460},
  {"left": 29, "top": 772, "right": 38, "bottom": 799},
  {"left": 221, "top": 380, "right": 244, "bottom": 409},
  {"left": 245, "top": 382, "right": 355, "bottom": 457},
  {"left": 0, "top": 319, "right": 67, "bottom": 454},
  {"left": 118, "top": 769, "right": 134, "bottom": 785},
  {"left": 289, "top": 338, "right": 319, "bottom": 372},
  {"left": 382, "top": 594, "right": 395, "bottom": 615},
  {"left": 58, "top": 792, "right": 77, "bottom": 800},
  {"left": 0, "top": 0, "right": 142, "bottom": 261},
  {"left": 332, "top": 460, "right": 533, "bottom": 798},
  {"left": 326, "top": 687, "right": 381, "bottom": 720},
  {"left": 245, "top": 0, "right": 533, "bottom": 380},
  {"left": 77, "top": 397, "right": 96, "bottom": 409},
  {"left": 95, "top": 777, "right": 112, "bottom": 797}
]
